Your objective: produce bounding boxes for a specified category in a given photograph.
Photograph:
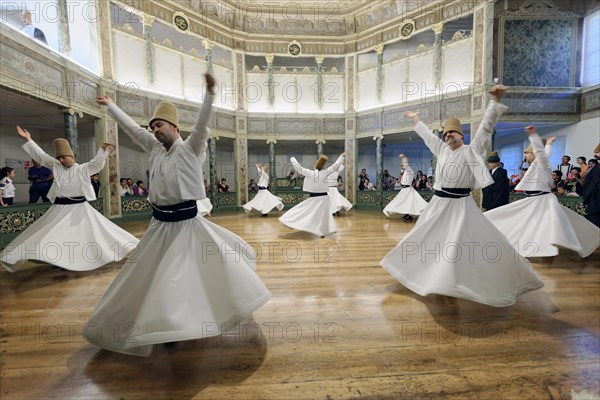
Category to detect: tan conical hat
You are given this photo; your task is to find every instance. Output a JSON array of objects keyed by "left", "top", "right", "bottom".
[
  {"left": 442, "top": 118, "right": 463, "bottom": 137},
  {"left": 524, "top": 137, "right": 547, "bottom": 153},
  {"left": 53, "top": 138, "right": 74, "bottom": 158},
  {"left": 149, "top": 101, "right": 179, "bottom": 128},
  {"left": 315, "top": 155, "right": 328, "bottom": 170},
  {"left": 595, "top": 143, "right": 600, "bottom": 153}
]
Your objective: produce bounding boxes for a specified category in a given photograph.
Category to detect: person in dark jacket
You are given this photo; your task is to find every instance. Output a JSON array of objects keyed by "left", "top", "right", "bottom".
[
  {"left": 583, "top": 146, "right": 600, "bottom": 228},
  {"left": 482, "top": 151, "right": 509, "bottom": 210}
]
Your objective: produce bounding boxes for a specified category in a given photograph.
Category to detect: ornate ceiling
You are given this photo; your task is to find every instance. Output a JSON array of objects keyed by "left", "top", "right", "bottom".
[{"left": 117, "top": 0, "right": 473, "bottom": 55}]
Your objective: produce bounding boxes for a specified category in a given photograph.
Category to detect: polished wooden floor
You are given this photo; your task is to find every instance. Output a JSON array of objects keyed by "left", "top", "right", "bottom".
[{"left": 1, "top": 210, "right": 599, "bottom": 400}]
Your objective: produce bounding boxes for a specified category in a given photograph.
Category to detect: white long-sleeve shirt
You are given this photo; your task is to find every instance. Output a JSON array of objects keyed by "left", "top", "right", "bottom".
[
  {"left": 515, "top": 134, "right": 553, "bottom": 192},
  {"left": 414, "top": 100, "right": 508, "bottom": 191},
  {"left": 291, "top": 155, "right": 345, "bottom": 193},
  {"left": 400, "top": 158, "right": 414, "bottom": 186},
  {"left": 23, "top": 140, "right": 107, "bottom": 202},
  {"left": 326, "top": 165, "right": 344, "bottom": 187},
  {"left": 107, "top": 94, "right": 214, "bottom": 206},
  {"left": 257, "top": 166, "right": 269, "bottom": 187}
]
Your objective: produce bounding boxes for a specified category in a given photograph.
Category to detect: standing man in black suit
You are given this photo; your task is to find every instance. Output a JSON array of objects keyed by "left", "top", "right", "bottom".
[
  {"left": 583, "top": 145, "right": 600, "bottom": 228},
  {"left": 482, "top": 151, "right": 510, "bottom": 210}
]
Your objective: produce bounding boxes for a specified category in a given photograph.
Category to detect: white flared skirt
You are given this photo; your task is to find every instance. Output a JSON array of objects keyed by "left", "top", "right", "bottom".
[
  {"left": 484, "top": 194, "right": 600, "bottom": 258},
  {"left": 380, "top": 195, "right": 544, "bottom": 307},
  {"left": 383, "top": 187, "right": 428, "bottom": 217},
  {"left": 243, "top": 190, "right": 284, "bottom": 214},
  {"left": 83, "top": 215, "right": 271, "bottom": 356},
  {"left": 328, "top": 187, "right": 352, "bottom": 214},
  {"left": 1, "top": 202, "right": 139, "bottom": 272},
  {"left": 197, "top": 198, "right": 213, "bottom": 216},
  {"left": 279, "top": 195, "right": 336, "bottom": 236}
]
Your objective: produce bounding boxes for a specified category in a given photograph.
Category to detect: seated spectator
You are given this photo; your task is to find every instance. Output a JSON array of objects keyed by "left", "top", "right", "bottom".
[
  {"left": 218, "top": 178, "right": 230, "bottom": 192},
  {"left": 120, "top": 178, "right": 133, "bottom": 196},
  {"left": 91, "top": 173, "right": 101, "bottom": 197},
  {"left": 393, "top": 177, "right": 402, "bottom": 191},
  {"left": 576, "top": 156, "right": 588, "bottom": 176},
  {"left": 248, "top": 179, "right": 258, "bottom": 192},
  {"left": 126, "top": 178, "right": 136, "bottom": 193},
  {"left": 426, "top": 176, "right": 433, "bottom": 191},
  {"left": 358, "top": 168, "right": 368, "bottom": 186},
  {"left": 134, "top": 180, "right": 148, "bottom": 196},
  {"left": 387, "top": 176, "right": 396, "bottom": 190},
  {"left": 566, "top": 167, "right": 584, "bottom": 195},
  {"left": 382, "top": 170, "right": 391, "bottom": 190},
  {"left": 556, "top": 181, "right": 578, "bottom": 197},
  {"left": 363, "top": 177, "right": 376, "bottom": 191},
  {"left": 551, "top": 170, "right": 564, "bottom": 193}
]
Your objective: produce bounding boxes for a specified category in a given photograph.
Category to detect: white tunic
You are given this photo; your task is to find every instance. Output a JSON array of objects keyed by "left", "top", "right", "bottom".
[
  {"left": 23, "top": 140, "right": 107, "bottom": 202},
  {"left": 515, "top": 135, "right": 553, "bottom": 192},
  {"left": 84, "top": 95, "right": 271, "bottom": 356},
  {"left": 1, "top": 141, "right": 139, "bottom": 271},
  {"left": 485, "top": 134, "right": 600, "bottom": 258},
  {"left": 380, "top": 101, "right": 544, "bottom": 307}
]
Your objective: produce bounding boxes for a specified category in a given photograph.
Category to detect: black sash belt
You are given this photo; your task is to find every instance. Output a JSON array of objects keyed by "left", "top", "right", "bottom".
[
  {"left": 152, "top": 200, "right": 198, "bottom": 222},
  {"left": 401, "top": 185, "right": 411, "bottom": 188},
  {"left": 329, "top": 185, "right": 338, "bottom": 188},
  {"left": 309, "top": 192, "right": 328, "bottom": 197},
  {"left": 524, "top": 191, "right": 550, "bottom": 197},
  {"left": 258, "top": 186, "right": 267, "bottom": 190},
  {"left": 434, "top": 188, "right": 471, "bottom": 199},
  {"left": 54, "top": 196, "right": 86, "bottom": 205}
]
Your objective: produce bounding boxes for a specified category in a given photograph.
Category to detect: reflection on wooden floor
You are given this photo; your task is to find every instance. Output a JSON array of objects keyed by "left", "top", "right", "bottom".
[{"left": 1, "top": 210, "right": 599, "bottom": 399}]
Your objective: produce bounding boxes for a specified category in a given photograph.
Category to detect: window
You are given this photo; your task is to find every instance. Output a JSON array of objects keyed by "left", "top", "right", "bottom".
[{"left": 582, "top": 9, "right": 600, "bottom": 87}]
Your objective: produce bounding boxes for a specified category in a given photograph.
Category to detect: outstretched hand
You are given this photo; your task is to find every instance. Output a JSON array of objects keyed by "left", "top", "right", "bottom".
[
  {"left": 404, "top": 110, "right": 420, "bottom": 123},
  {"left": 488, "top": 84, "right": 508, "bottom": 101},
  {"left": 16, "top": 125, "right": 31, "bottom": 141},
  {"left": 96, "top": 96, "right": 113, "bottom": 106},
  {"left": 546, "top": 136, "right": 556, "bottom": 145},
  {"left": 399, "top": 153, "right": 405, "bottom": 158},
  {"left": 205, "top": 73, "right": 217, "bottom": 95},
  {"left": 100, "top": 142, "right": 114, "bottom": 150},
  {"left": 524, "top": 125, "right": 537, "bottom": 136}
]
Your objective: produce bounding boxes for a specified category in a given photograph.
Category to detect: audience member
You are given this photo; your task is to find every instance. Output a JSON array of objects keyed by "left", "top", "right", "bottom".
[
  {"left": 28, "top": 159, "right": 53, "bottom": 203},
  {"left": 134, "top": 180, "right": 148, "bottom": 196},
  {"left": 248, "top": 178, "right": 258, "bottom": 192},
  {"left": 551, "top": 170, "right": 564, "bottom": 193},
  {"left": 218, "top": 178, "right": 230, "bottom": 192},
  {"left": 577, "top": 156, "right": 588, "bottom": 176},
  {"left": 0, "top": 167, "right": 16, "bottom": 206},
  {"left": 91, "top": 174, "right": 101, "bottom": 197},
  {"left": 556, "top": 155, "right": 573, "bottom": 178},
  {"left": 20, "top": 10, "right": 47, "bottom": 44}
]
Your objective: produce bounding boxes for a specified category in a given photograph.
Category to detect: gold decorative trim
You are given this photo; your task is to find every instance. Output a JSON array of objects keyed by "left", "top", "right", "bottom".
[
  {"left": 288, "top": 40, "right": 302, "bottom": 57},
  {"left": 399, "top": 19, "right": 415, "bottom": 39},
  {"left": 173, "top": 11, "right": 190, "bottom": 32}
]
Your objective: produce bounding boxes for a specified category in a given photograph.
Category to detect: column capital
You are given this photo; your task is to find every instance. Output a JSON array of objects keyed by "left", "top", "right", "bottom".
[
  {"left": 141, "top": 13, "right": 155, "bottom": 27},
  {"left": 432, "top": 21, "right": 445, "bottom": 35},
  {"left": 61, "top": 108, "right": 83, "bottom": 118},
  {"left": 373, "top": 133, "right": 384, "bottom": 141},
  {"left": 265, "top": 53, "right": 275, "bottom": 64},
  {"left": 266, "top": 137, "right": 277, "bottom": 144},
  {"left": 315, "top": 54, "right": 325, "bottom": 64},
  {"left": 202, "top": 38, "right": 214, "bottom": 50},
  {"left": 374, "top": 43, "right": 385, "bottom": 54}
]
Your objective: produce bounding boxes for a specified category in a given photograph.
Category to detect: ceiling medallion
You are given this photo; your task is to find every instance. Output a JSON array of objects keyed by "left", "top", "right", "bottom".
[
  {"left": 173, "top": 11, "right": 190, "bottom": 32},
  {"left": 399, "top": 19, "right": 415, "bottom": 39},
  {"left": 288, "top": 40, "right": 302, "bottom": 57}
]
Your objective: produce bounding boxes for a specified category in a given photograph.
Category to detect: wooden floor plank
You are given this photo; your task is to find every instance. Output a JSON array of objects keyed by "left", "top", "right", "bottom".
[{"left": 1, "top": 210, "right": 599, "bottom": 399}]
